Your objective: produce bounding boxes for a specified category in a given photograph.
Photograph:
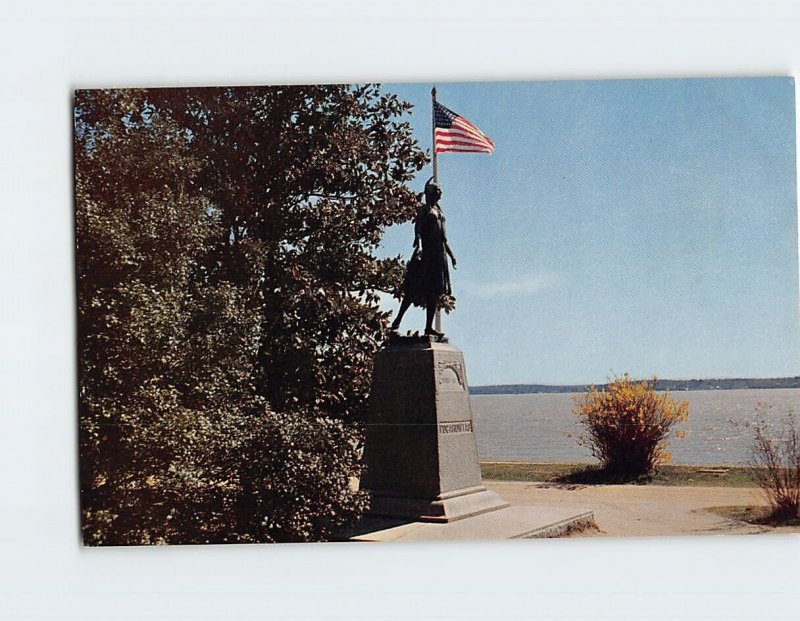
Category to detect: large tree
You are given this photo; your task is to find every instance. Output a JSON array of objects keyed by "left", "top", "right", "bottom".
[
  {"left": 152, "top": 85, "right": 427, "bottom": 420},
  {"left": 75, "top": 85, "right": 426, "bottom": 544}
]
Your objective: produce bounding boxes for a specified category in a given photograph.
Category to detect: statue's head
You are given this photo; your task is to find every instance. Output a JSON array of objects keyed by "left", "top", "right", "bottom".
[{"left": 424, "top": 177, "right": 442, "bottom": 205}]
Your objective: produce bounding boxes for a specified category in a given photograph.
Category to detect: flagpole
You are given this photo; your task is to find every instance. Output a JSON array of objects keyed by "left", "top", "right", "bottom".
[
  {"left": 431, "top": 86, "right": 438, "bottom": 184},
  {"left": 431, "top": 86, "right": 442, "bottom": 333}
]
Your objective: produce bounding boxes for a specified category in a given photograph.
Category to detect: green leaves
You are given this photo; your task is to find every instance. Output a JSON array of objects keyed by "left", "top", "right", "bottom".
[{"left": 76, "top": 84, "right": 424, "bottom": 544}]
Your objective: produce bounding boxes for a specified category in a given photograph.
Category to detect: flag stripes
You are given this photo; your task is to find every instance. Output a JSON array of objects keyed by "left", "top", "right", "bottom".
[{"left": 433, "top": 101, "right": 494, "bottom": 154}]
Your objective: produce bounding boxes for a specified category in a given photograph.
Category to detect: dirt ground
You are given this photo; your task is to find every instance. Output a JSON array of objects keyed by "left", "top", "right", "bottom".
[{"left": 483, "top": 480, "right": 800, "bottom": 537}]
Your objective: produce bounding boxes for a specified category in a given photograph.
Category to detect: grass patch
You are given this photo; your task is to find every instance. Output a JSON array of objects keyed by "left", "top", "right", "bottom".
[
  {"left": 705, "top": 505, "right": 800, "bottom": 527},
  {"left": 481, "top": 462, "right": 762, "bottom": 487}
]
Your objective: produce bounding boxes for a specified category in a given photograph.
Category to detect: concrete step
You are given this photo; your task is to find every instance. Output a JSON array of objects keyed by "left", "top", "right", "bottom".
[{"left": 337, "top": 506, "right": 595, "bottom": 542}]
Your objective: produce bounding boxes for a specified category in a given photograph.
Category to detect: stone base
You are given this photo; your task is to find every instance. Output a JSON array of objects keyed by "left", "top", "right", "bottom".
[
  {"left": 338, "top": 506, "right": 596, "bottom": 542},
  {"left": 387, "top": 332, "right": 449, "bottom": 345},
  {"left": 362, "top": 339, "right": 499, "bottom": 523},
  {"left": 369, "top": 486, "right": 510, "bottom": 523}
]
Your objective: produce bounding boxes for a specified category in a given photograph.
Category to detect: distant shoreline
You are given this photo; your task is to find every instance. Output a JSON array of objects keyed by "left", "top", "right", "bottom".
[{"left": 471, "top": 376, "right": 800, "bottom": 395}]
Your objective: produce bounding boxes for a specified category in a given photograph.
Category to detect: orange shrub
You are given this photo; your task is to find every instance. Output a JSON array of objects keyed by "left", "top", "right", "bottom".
[{"left": 573, "top": 374, "right": 689, "bottom": 476}]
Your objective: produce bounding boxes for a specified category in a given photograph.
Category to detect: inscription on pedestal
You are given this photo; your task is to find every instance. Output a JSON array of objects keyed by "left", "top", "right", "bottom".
[
  {"left": 437, "top": 361, "right": 466, "bottom": 391},
  {"left": 438, "top": 421, "right": 473, "bottom": 435}
]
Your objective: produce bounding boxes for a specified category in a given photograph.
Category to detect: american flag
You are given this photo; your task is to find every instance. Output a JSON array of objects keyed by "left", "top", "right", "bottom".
[{"left": 434, "top": 101, "right": 494, "bottom": 154}]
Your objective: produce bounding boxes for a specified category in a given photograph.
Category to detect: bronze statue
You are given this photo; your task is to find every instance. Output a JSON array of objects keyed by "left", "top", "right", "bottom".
[{"left": 391, "top": 178, "right": 457, "bottom": 337}]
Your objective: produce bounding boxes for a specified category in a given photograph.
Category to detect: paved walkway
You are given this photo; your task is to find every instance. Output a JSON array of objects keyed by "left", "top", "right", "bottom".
[{"left": 484, "top": 480, "right": 800, "bottom": 537}]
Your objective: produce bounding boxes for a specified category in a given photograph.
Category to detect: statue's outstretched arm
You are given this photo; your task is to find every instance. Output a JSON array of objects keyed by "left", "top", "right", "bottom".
[
  {"left": 442, "top": 218, "right": 457, "bottom": 268},
  {"left": 446, "top": 244, "right": 457, "bottom": 269}
]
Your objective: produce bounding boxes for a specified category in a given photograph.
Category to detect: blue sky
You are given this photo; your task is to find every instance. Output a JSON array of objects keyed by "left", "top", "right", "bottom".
[{"left": 378, "top": 78, "right": 800, "bottom": 385}]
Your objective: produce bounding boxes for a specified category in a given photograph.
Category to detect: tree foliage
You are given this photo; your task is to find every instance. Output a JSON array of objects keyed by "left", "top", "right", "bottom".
[{"left": 75, "top": 85, "right": 426, "bottom": 544}]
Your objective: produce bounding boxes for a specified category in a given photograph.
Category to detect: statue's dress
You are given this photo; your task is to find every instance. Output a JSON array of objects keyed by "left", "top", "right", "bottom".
[{"left": 403, "top": 204, "right": 451, "bottom": 308}]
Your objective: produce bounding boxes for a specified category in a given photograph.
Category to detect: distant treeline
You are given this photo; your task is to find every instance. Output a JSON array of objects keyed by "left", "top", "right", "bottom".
[{"left": 470, "top": 377, "right": 800, "bottom": 395}]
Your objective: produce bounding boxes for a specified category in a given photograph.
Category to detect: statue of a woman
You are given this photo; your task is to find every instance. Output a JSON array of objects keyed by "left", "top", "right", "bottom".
[{"left": 391, "top": 178, "right": 457, "bottom": 337}]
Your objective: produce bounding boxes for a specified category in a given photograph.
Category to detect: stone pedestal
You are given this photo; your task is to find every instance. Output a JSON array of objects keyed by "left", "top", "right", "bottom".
[{"left": 362, "top": 335, "right": 509, "bottom": 522}]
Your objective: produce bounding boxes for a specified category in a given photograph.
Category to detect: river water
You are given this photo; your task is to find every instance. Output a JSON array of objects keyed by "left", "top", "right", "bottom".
[{"left": 470, "top": 388, "right": 800, "bottom": 466}]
